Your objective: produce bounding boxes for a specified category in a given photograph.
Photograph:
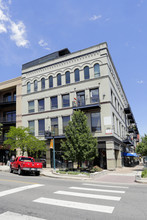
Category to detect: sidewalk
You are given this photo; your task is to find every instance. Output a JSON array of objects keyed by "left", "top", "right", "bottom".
[{"left": 0, "top": 164, "right": 147, "bottom": 184}]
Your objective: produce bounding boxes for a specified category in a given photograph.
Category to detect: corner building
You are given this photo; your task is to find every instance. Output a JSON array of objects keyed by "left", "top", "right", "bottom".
[{"left": 21, "top": 42, "right": 139, "bottom": 170}]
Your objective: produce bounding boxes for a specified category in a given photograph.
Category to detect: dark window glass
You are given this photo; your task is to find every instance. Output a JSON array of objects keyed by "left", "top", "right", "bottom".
[
  {"left": 51, "top": 117, "right": 58, "bottom": 136},
  {"left": 94, "top": 64, "right": 100, "bottom": 77},
  {"left": 41, "top": 78, "right": 45, "bottom": 90},
  {"left": 65, "top": 71, "right": 70, "bottom": 84},
  {"left": 51, "top": 96, "right": 58, "bottom": 109},
  {"left": 3, "top": 93, "right": 11, "bottom": 102},
  {"left": 27, "top": 82, "right": 31, "bottom": 93},
  {"left": 90, "top": 88, "right": 99, "bottom": 103},
  {"left": 49, "top": 76, "right": 53, "bottom": 88},
  {"left": 84, "top": 66, "right": 89, "bottom": 80},
  {"left": 4, "top": 111, "right": 16, "bottom": 122},
  {"left": 57, "top": 74, "right": 61, "bottom": 86},
  {"left": 77, "top": 91, "right": 85, "bottom": 106},
  {"left": 74, "top": 68, "right": 80, "bottom": 82},
  {"left": 91, "top": 112, "right": 101, "bottom": 132},
  {"left": 28, "top": 120, "right": 35, "bottom": 135},
  {"left": 62, "top": 94, "right": 70, "bottom": 107},
  {"left": 38, "top": 119, "right": 45, "bottom": 136},
  {"left": 38, "top": 99, "right": 44, "bottom": 112},
  {"left": 13, "top": 92, "right": 16, "bottom": 101},
  {"left": 28, "top": 101, "right": 34, "bottom": 113},
  {"left": 62, "top": 116, "right": 70, "bottom": 133},
  {"left": 34, "top": 80, "right": 38, "bottom": 91}
]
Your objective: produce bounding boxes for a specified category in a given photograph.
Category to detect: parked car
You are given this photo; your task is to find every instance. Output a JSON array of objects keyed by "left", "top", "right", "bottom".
[{"left": 10, "top": 156, "right": 43, "bottom": 176}]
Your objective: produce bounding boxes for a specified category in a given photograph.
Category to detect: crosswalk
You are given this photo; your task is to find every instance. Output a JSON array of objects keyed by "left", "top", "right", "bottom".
[{"left": 33, "top": 183, "right": 128, "bottom": 214}]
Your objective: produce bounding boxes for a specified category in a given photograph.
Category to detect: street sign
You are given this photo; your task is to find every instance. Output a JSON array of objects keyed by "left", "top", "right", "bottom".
[{"left": 50, "top": 139, "right": 53, "bottom": 149}]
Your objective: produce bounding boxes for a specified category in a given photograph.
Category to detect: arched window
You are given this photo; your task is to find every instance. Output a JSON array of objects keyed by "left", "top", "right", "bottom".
[
  {"left": 65, "top": 71, "right": 70, "bottom": 84},
  {"left": 94, "top": 63, "right": 100, "bottom": 77},
  {"left": 84, "top": 66, "right": 89, "bottom": 80},
  {"left": 74, "top": 68, "right": 80, "bottom": 82},
  {"left": 57, "top": 73, "right": 61, "bottom": 86},
  {"left": 34, "top": 80, "right": 38, "bottom": 92},
  {"left": 41, "top": 78, "right": 45, "bottom": 90},
  {"left": 27, "top": 82, "right": 31, "bottom": 93},
  {"left": 49, "top": 76, "right": 53, "bottom": 88}
]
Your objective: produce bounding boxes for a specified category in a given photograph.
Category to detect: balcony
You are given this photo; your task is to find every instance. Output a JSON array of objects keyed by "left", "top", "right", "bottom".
[
  {"left": 0, "top": 116, "right": 16, "bottom": 125},
  {"left": 0, "top": 99, "right": 16, "bottom": 108},
  {"left": 123, "top": 135, "right": 134, "bottom": 146},
  {"left": 72, "top": 97, "right": 100, "bottom": 111}
]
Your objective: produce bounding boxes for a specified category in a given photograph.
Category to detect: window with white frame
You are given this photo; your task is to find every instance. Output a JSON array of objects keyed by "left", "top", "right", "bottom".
[{"left": 28, "top": 101, "right": 34, "bottom": 113}]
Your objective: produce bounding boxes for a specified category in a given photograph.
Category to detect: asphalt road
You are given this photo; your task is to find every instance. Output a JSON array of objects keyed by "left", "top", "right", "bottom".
[{"left": 0, "top": 171, "right": 147, "bottom": 220}]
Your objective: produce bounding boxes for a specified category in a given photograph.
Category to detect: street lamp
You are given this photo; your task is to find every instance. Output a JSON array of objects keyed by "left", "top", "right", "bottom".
[{"left": 52, "top": 130, "right": 56, "bottom": 170}]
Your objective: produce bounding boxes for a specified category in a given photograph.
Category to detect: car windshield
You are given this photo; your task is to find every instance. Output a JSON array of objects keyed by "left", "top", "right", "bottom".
[{"left": 19, "top": 157, "right": 34, "bottom": 162}]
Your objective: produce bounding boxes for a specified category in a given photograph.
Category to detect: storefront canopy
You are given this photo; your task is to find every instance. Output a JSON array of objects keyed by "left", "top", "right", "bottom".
[{"left": 123, "top": 152, "right": 139, "bottom": 157}]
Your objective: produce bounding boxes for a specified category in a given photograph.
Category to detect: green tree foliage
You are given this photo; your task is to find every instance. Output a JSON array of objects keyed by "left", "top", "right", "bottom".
[
  {"left": 61, "top": 110, "right": 97, "bottom": 167},
  {"left": 4, "top": 126, "right": 46, "bottom": 156},
  {"left": 136, "top": 134, "right": 147, "bottom": 156}
]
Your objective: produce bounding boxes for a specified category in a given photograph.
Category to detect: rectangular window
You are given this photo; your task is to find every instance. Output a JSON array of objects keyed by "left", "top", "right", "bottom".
[
  {"left": 38, "top": 99, "right": 44, "bottom": 112},
  {"left": 51, "top": 117, "right": 58, "bottom": 136},
  {"left": 62, "top": 94, "right": 70, "bottom": 107},
  {"left": 77, "top": 91, "right": 85, "bottom": 106},
  {"left": 38, "top": 119, "right": 45, "bottom": 136},
  {"left": 51, "top": 96, "right": 58, "bottom": 109},
  {"left": 91, "top": 112, "right": 101, "bottom": 132},
  {"left": 90, "top": 88, "right": 99, "bottom": 103},
  {"left": 28, "top": 120, "right": 35, "bottom": 135},
  {"left": 28, "top": 101, "right": 34, "bottom": 113},
  {"left": 62, "top": 116, "right": 70, "bottom": 133}
]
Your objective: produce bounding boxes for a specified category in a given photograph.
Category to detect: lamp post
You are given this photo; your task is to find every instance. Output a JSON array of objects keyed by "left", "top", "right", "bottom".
[{"left": 52, "top": 130, "right": 56, "bottom": 170}]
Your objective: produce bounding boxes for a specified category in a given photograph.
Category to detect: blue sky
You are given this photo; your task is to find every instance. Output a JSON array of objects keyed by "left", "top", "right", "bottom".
[{"left": 0, "top": 0, "right": 146, "bottom": 136}]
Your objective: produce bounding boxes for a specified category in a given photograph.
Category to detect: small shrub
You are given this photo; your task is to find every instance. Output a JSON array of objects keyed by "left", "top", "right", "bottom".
[
  {"left": 141, "top": 169, "right": 147, "bottom": 178},
  {"left": 90, "top": 165, "right": 102, "bottom": 173}
]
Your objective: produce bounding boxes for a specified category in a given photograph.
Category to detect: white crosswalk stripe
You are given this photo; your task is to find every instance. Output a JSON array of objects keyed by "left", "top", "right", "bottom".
[
  {"left": 34, "top": 197, "right": 114, "bottom": 214},
  {"left": 54, "top": 190, "right": 121, "bottom": 201},
  {"left": 69, "top": 186, "right": 125, "bottom": 194},
  {"left": 0, "top": 211, "right": 46, "bottom": 220},
  {"left": 33, "top": 183, "right": 128, "bottom": 214}
]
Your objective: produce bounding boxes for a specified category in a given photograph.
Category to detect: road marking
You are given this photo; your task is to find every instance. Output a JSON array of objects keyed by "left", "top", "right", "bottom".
[
  {"left": 0, "top": 211, "right": 46, "bottom": 220},
  {"left": 83, "top": 183, "right": 129, "bottom": 189},
  {"left": 70, "top": 187, "right": 125, "bottom": 194},
  {"left": 54, "top": 190, "right": 121, "bottom": 201},
  {"left": 34, "top": 197, "right": 114, "bottom": 213},
  {"left": 0, "top": 179, "right": 39, "bottom": 185},
  {"left": 0, "top": 184, "right": 44, "bottom": 197}
]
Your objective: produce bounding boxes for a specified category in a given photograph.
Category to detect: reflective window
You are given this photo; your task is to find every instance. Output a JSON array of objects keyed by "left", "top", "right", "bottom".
[
  {"left": 34, "top": 80, "right": 38, "bottom": 92},
  {"left": 57, "top": 74, "right": 61, "bottom": 86},
  {"left": 51, "top": 117, "right": 58, "bottom": 136},
  {"left": 4, "top": 111, "right": 16, "bottom": 122},
  {"left": 3, "top": 93, "right": 11, "bottom": 102},
  {"left": 84, "top": 66, "right": 89, "bottom": 80},
  {"left": 62, "top": 116, "right": 70, "bottom": 133},
  {"left": 65, "top": 71, "right": 70, "bottom": 84},
  {"left": 62, "top": 94, "right": 70, "bottom": 107},
  {"left": 74, "top": 68, "right": 80, "bottom": 82},
  {"left": 28, "top": 120, "right": 35, "bottom": 135},
  {"left": 28, "top": 101, "right": 34, "bottom": 113},
  {"left": 27, "top": 82, "right": 31, "bottom": 93},
  {"left": 13, "top": 92, "right": 16, "bottom": 101},
  {"left": 77, "top": 91, "right": 85, "bottom": 106},
  {"left": 51, "top": 96, "right": 58, "bottom": 109},
  {"left": 38, "top": 99, "right": 44, "bottom": 112},
  {"left": 91, "top": 112, "right": 101, "bottom": 132},
  {"left": 94, "top": 64, "right": 100, "bottom": 77},
  {"left": 41, "top": 78, "right": 45, "bottom": 90},
  {"left": 49, "top": 76, "right": 53, "bottom": 88},
  {"left": 38, "top": 119, "right": 45, "bottom": 136},
  {"left": 90, "top": 88, "right": 99, "bottom": 103}
]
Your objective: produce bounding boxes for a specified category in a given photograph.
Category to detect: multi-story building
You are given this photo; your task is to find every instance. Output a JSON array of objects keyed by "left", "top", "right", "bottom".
[
  {"left": 0, "top": 77, "right": 22, "bottom": 164},
  {"left": 21, "top": 42, "right": 139, "bottom": 170}
]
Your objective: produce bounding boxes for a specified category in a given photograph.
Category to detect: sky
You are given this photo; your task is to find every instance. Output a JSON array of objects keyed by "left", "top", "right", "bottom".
[{"left": 0, "top": 0, "right": 146, "bottom": 136}]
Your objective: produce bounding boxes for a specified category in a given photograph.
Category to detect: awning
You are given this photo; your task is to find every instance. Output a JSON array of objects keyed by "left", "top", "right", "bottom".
[{"left": 123, "top": 152, "right": 139, "bottom": 157}]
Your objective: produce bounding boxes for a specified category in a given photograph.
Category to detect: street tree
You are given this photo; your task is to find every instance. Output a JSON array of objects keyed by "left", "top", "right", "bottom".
[
  {"left": 4, "top": 126, "right": 46, "bottom": 156},
  {"left": 61, "top": 110, "right": 97, "bottom": 168},
  {"left": 136, "top": 134, "right": 147, "bottom": 156}
]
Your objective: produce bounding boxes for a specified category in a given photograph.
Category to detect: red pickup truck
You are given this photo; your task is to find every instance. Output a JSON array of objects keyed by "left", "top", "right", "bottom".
[{"left": 10, "top": 156, "right": 43, "bottom": 176}]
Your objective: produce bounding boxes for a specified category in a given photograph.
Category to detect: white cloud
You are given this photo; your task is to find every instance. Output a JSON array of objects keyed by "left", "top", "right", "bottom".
[
  {"left": 0, "top": 0, "right": 29, "bottom": 48},
  {"left": 137, "top": 80, "right": 144, "bottom": 84},
  {"left": 0, "top": 23, "right": 7, "bottom": 32},
  {"left": 89, "top": 15, "right": 102, "bottom": 21},
  {"left": 38, "top": 39, "right": 50, "bottom": 51}
]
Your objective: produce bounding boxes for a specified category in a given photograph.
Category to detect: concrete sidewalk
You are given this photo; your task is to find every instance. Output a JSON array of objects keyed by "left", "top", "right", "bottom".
[{"left": 0, "top": 164, "right": 147, "bottom": 184}]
